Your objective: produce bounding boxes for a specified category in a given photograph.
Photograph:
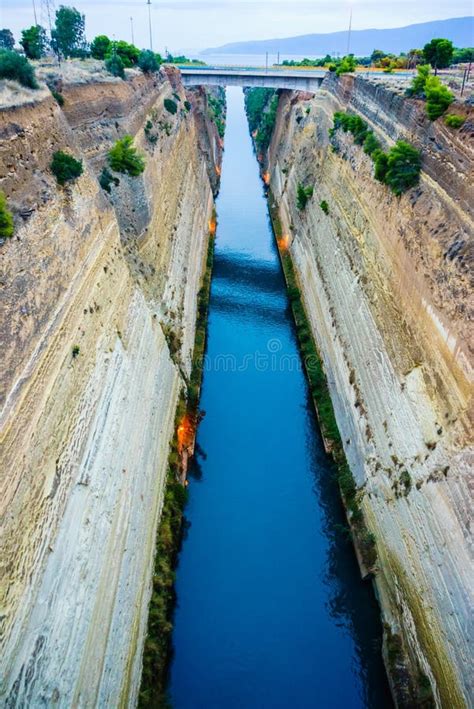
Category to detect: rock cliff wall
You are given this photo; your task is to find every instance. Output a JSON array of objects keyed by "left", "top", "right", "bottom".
[
  {"left": 265, "top": 78, "right": 473, "bottom": 707},
  {"left": 0, "top": 68, "right": 222, "bottom": 706}
]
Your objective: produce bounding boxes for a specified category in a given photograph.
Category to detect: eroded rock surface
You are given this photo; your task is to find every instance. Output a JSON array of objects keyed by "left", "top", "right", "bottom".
[{"left": 0, "top": 68, "right": 222, "bottom": 706}]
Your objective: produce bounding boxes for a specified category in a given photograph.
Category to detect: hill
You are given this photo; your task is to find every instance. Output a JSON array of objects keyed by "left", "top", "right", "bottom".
[{"left": 203, "top": 16, "right": 473, "bottom": 56}]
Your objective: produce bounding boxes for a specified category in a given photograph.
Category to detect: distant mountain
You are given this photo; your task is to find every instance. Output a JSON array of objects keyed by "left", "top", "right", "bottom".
[{"left": 203, "top": 16, "right": 473, "bottom": 57}]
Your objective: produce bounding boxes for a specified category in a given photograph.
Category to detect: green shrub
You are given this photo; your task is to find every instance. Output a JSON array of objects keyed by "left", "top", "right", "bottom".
[
  {"left": 400, "top": 470, "right": 412, "bottom": 494},
  {"left": 105, "top": 54, "right": 125, "bottom": 79},
  {"left": 363, "top": 132, "right": 380, "bottom": 155},
  {"left": 0, "top": 191, "right": 14, "bottom": 239},
  {"left": 444, "top": 113, "right": 465, "bottom": 128},
  {"left": 99, "top": 167, "right": 120, "bottom": 193},
  {"left": 0, "top": 50, "right": 38, "bottom": 89},
  {"left": 138, "top": 49, "right": 160, "bottom": 74},
  {"left": 50, "top": 150, "right": 83, "bottom": 185},
  {"left": 296, "top": 183, "right": 313, "bottom": 210},
  {"left": 90, "top": 34, "right": 111, "bottom": 60},
  {"left": 320, "top": 200, "right": 329, "bottom": 214},
  {"left": 50, "top": 88, "right": 64, "bottom": 106},
  {"left": 407, "top": 64, "right": 431, "bottom": 96},
  {"left": 373, "top": 149, "right": 389, "bottom": 183},
  {"left": 107, "top": 40, "right": 140, "bottom": 68},
  {"left": 72, "top": 345, "right": 80, "bottom": 358},
  {"left": 184, "top": 100, "right": 191, "bottom": 112},
  {"left": 108, "top": 135, "right": 145, "bottom": 176},
  {"left": 336, "top": 54, "right": 356, "bottom": 76},
  {"left": 424, "top": 75, "right": 454, "bottom": 120},
  {"left": 384, "top": 141, "right": 421, "bottom": 195},
  {"left": 164, "top": 98, "right": 178, "bottom": 115}
]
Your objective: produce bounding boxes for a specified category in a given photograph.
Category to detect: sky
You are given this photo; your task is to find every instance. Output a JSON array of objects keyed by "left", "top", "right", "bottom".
[{"left": 0, "top": 0, "right": 472, "bottom": 54}]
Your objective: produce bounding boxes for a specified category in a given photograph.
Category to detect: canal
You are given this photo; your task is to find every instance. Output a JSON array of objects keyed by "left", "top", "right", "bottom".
[{"left": 169, "top": 87, "right": 392, "bottom": 708}]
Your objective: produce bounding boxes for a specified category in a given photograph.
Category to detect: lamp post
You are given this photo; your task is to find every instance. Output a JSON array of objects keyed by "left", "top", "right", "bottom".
[
  {"left": 147, "top": 0, "right": 153, "bottom": 51},
  {"left": 130, "top": 16, "right": 134, "bottom": 45},
  {"left": 346, "top": 5, "right": 353, "bottom": 55}
]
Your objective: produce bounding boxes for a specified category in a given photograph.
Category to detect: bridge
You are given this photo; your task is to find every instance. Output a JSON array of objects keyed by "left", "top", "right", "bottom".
[{"left": 180, "top": 67, "right": 326, "bottom": 92}]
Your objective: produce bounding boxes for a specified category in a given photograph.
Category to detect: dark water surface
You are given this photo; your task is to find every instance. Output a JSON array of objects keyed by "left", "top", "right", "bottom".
[{"left": 169, "top": 87, "right": 391, "bottom": 708}]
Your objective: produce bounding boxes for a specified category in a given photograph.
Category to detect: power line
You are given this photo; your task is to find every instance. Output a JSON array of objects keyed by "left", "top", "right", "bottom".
[{"left": 32, "top": 0, "right": 38, "bottom": 25}]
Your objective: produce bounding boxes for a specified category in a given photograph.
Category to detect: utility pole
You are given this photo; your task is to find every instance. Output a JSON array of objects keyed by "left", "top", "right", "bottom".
[
  {"left": 40, "top": 0, "right": 55, "bottom": 39},
  {"left": 130, "top": 16, "right": 134, "bottom": 45},
  {"left": 277, "top": 51, "right": 280, "bottom": 66},
  {"left": 265, "top": 52, "right": 268, "bottom": 73},
  {"left": 147, "top": 0, "right": 153, "bottom": 51},
  {"left": 346, "top": 5, "right": 353, "bottom": 55}
]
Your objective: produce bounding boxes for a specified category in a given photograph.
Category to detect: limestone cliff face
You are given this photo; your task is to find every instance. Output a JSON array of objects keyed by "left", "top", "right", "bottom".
[
  {"left": 0, "top": 68, "right": 221, "bottom": 706},
  {"left": 266, "top": 80, "right": 473, "bottom": 707}
]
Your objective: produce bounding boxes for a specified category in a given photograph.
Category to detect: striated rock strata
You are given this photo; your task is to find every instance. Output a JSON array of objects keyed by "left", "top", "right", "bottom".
[
  {"left": 0, "top": 68, "right": 222, "bottom": 705},
  {"left": 265, "top": 77, "right": 473, "bottom": 707}
]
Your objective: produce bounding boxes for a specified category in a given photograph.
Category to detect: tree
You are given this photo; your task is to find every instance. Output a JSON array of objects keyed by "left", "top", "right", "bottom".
[
  {"left": 0, "top": 50, "right": 38, "bottom": 88},
  {"left": 384, "top": 141, "right": 421, "bottom": 195},
  {"left": 50, "top": 150, "right": 83, "bottom": 185},
  {"left": 424, "top": 76, "right": 454, "bottom": 120},
  {"left": 108, "top": 136, "right": 145, "bottom": 176},
  {"left": 423, "top": 38, "right": 454, "bottom": 74},
  {"left": 336, "top": 54, "right": 357, "bottom": 76},
  {"left": 21, "top": 25, "right": 48, "bottom": 60},
  {"left": 0, "top": 29, "right": 14, "bottom": 50},
  {"left": 90, "top": 34, "right": 111, "bottom": 60},
  {"left": 138, "top": 49, "right": 160, "bottom": 74},
  {"left": 370, "top": 49, "right": 386, "bottom": 64},
  {"left": 51, "top": 6, "right": 86, "bottom": 59},
  {"left": 406, "top": 48, "right": 424, "bottom": 69},
  {"left": 408, "top": 64, "right": 431, "bottom": 96},
  {"left": 105, "top": 53, "right": 125, "bottom": 78},
  {"left": 0, "top": 191, "right": 14, "bottom": 239},
  {"left": 108, "top": 40, "right": 139, "bottom": 67}
]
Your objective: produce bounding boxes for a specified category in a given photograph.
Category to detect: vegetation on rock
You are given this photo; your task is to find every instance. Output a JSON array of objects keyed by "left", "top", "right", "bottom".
[
  {"left": 0, "top": 50, "right": 38, "bottom": 89},
  {"left": 99, "top": 167, "right": 120, "bottom": 193},
  {"left": 331, "top": 111, "right": 421, "bottom": 195},
  {"left": 244, "top": 88, "right": 278, "bottom": 152},
  {"left": 164, "top": 98, "right": 178, "bottom": 115},
  {"left": 424, "top": 75, "right": 454, "bottom": 120},
  {"left": 108, "top": 136, "right": 145, "bottom": 176},
  {"left": 138, "top": 49, "right": 161, "bottom": 74},
  {"left": 50, "top": 150, "right": 83, "bottom": 185},
  {"left": 105, "top": 54, "right": 125, "bottom": 79},
  {"left": 296, "top": 183, "right": 314, "bottom": 210},
  {"left": 444, "top": 113, "right": 465, "bottom": 128},
  {"left": 90, "top": 34, "right": 111, "bottom": 59},
  {"left": 0, "top": 191, "right": 14, "bottom": 239},
  {"left": 320, "top": 200, "right": 329, "bottom": 214}
]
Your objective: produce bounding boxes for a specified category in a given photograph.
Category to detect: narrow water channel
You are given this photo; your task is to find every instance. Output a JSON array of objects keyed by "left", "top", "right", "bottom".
[{"left": 169, "top": 87, "right": 392, "bottom": 708}]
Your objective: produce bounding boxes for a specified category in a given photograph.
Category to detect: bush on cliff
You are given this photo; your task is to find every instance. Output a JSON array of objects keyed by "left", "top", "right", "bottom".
[
  {"left": 384, "top": 141, "right": 421, "bottom": 195},
  {"left": 0, "top": 191, "right": 14, "bottom": 239},
  {"left": 424, "top": 76, "right": 454, "bottom": 120},
  {"left": 407, "top": 64, "right": 431, "bottom": 96},
  {"left": 444, "top": 113, "right": 465, "bottom": 128},
  {"left": 105, "top": 53, "right": 125, "bottom": 79},
  {"left": 164, "top": 98, "right": 178, "bottom": 115},
  {"left": 335, "top": 54, "right": 357, "bottom": 76},
  {"left": 0, "top": 50, "right": 38, "bottom": 89},
  {"left": 108, "top": 136, "right": 145, "bottom": 176},
  {"left": 138, "top": 49, "right": 161, "bottom": 74},
  {"left": 296, "top": 183, "right": 313, "bottom": 210},
  {"left": 21, "top": 25, "right": 48, "bottom": 60},
  {"left": 50, "top": 150, "right": 83, "bottom": 185}
]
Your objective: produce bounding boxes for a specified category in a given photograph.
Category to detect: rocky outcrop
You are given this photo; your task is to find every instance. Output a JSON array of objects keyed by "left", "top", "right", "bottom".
[
  {"left": 264, "top": 80, "right": 473, "bottom": 707},
  {"left": 0, "top": 68, "right": 222, "bottom": 706}
]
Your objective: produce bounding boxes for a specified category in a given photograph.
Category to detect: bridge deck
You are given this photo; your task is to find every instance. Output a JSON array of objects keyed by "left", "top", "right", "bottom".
[{"left": 180, "top": 67, "right": 326, "bottom": 91}]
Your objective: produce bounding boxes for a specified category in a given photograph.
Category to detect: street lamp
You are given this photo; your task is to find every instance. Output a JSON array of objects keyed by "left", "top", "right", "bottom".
[
  {"left": 346, "top": 5, "right": 353, "bottom": 55},
  {"left": 147, "top": 0, "right": 153, "bottom": 51}
]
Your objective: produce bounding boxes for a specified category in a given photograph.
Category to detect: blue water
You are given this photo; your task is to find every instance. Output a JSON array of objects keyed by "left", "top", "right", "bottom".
[{"left": 169, "top": 87, "right": 391, "bottom": 708}]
